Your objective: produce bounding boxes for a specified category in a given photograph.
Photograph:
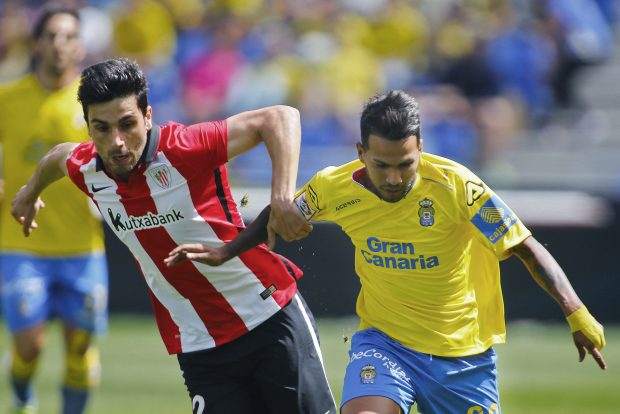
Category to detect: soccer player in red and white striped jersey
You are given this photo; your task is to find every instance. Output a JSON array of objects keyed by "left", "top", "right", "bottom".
[{"left": 12, "top": 58, "right": 336, "bottom": 414}]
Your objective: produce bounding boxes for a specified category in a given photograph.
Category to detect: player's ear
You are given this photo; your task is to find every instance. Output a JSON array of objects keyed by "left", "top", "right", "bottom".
[
  {"left": 418, "top": 137, "right": 423, "bottom": 152},
  {"left": 145, "top": 106, "right": 153, "bottom": 131},
  {"left": 356, "top": 142, "right": 365, "bottom": 163}
]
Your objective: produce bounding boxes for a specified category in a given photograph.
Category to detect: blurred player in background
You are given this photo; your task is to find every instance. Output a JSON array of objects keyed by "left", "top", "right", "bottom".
[
  {"left": 0, "top": 7, "right": 108, "bottom": 414},
  {"left": 11, "top": 57, "right": 336, "bottom": 414},
  {"left": 168, "top": 90, "right": 607, "bottom": 414}
]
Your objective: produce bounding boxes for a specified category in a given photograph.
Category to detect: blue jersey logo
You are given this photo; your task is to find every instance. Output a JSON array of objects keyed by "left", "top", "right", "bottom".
[{"left": 471, "top": 195, "right": 517, "bottom": 244}]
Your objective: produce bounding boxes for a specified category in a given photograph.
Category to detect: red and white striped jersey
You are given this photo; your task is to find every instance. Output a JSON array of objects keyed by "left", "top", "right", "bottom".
[{"left": 66, "top": 120, "right": 302, "bottom": 354}]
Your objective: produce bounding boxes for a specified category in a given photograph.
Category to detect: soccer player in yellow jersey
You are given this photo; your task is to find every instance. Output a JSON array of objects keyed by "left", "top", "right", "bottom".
[
  {"left": 0, "top": 8, "right": 107, "bottom": 414},
  {"left": 166, "top": 90, "right": 606, "bottom": 414}
]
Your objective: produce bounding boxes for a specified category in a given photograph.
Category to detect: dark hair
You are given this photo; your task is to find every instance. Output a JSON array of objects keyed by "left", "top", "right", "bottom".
[
  {"left": 32, "top": 6, "right": 80, "bottom": 40},
  {"left": 359, "top": 90, "right": 421, "bottom": 149},
  {"left": 78, "top": 58, "right": 149, "bottom": 123}
]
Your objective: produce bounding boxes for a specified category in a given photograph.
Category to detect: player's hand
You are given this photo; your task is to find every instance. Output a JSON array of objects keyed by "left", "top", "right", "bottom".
[
  {"left": 566, "top": 306, "right": 607, "bottom": 370},
  {"left": 267, "top": 198, "right": 312, "bottom": 249},
  {"left": 11, "top": 185, "right": 45, "bottom": 237},
  {"left": 165, "top": 243, "right": 230, "bottom": 267},
  {"left": 573, "top": 331, "right": 607, "bottom": 369}
]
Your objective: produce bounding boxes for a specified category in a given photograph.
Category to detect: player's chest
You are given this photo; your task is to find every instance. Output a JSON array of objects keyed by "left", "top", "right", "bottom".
[
  {"left": 335, "top": 193, "right": 460, "bottom": 240},
  {"left": 88, "top": 164, "right": 213, "bottom": 237}
]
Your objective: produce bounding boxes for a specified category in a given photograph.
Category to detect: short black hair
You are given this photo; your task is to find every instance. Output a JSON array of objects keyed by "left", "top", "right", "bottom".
[
  {"left": 78, "top": 58, "right": 149, "bottom": 123},
  {"left": 32, "top": 6, "right": 80, "bottom": 40},
  {"left": 360, "top": 90, "right": 421, "bottom": 149}
]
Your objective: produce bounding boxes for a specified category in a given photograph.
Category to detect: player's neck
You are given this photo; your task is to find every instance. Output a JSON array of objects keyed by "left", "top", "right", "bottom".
[{"left": 353, "top": 168, "right": 380, "bottom": 197}]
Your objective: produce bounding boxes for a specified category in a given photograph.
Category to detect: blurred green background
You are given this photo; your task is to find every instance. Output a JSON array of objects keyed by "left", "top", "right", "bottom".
[{"left": 1, "top": 317, "right": 618, "bottom": 414}]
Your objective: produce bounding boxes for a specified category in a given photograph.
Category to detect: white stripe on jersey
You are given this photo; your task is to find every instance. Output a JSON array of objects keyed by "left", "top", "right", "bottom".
[
  {"left": 146, "top": 152, "right": 283, "bottom": 331},
  {"left": 82, "top": 159, "right": 217, "bottom": 352}
]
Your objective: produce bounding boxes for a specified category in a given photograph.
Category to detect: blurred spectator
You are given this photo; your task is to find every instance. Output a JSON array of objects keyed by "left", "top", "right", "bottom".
[
  {"left": 180, "top": 14, "right": 246, "bottom": 122},
  {"left": 111, "top": 0, "right": 176, "bottom": 66},
  {"left": 543, "top": 0, "right": 614, "bottom": 108}
]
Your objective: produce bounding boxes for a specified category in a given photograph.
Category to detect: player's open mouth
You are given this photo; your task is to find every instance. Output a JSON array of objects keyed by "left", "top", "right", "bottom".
[{"left": 112, "top": 154, "right": 131, "bottom": 165}]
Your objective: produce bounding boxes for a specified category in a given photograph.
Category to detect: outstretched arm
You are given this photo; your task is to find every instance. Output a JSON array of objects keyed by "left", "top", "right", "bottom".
[
  {"left": 11, "top": 142, "right": 77, "bottom": 236},
  {"left": 510, "top": 236, "right": 606, "bottom": 369},
  {"left": 165, "top": 205, "right": 272, "bottom": 267},
  {"left": 226, "top": 105, "right": 311, "bottom": 247}
]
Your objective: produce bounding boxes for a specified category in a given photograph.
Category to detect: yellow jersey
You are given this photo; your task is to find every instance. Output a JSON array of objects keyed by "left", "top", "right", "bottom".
[
  {"left": 0, "top": 74, "right": 104, "bottom": 255},
  {"left": 294, "top": 153, "right": 531, "bottom": 356}
]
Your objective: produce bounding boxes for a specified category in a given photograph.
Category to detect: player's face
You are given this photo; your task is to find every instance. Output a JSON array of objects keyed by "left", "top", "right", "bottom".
[
  {"left": 87, "top": 95, "right": 153, "bottom": 181},
  {"left": 35, "top": 13, "right": 84, "bottom": 76},
  {"left": 357, "top": 133, "right": 422, "bottom": 202}
]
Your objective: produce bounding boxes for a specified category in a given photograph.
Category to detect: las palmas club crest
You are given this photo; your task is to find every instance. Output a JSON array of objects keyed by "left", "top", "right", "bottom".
[{"left": 148, "top": 165, "right": 171, "bottom": 189}]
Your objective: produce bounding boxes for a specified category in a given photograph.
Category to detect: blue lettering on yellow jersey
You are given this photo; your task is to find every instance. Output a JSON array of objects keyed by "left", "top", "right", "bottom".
[{"left": 470, "top": 195, "right": 518, "bottom": 244}]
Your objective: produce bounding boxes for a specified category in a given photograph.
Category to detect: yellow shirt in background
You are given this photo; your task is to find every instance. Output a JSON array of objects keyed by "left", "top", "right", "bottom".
[
  {"left": 0, "top": 74, "right": 104, "bottom": 255},
  {"left": 295, "top": 153, "right": 531, "bottom": 357}
]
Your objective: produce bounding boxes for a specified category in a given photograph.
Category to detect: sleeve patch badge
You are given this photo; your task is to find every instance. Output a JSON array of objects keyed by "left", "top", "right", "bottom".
[
  {"left": 471, "top": 195, "right": 517, "bottom": 244},
  {"left": 480, "top": 207, "right": 505, "bottom": 223},
  {"left": 294, "top": 191, "right": 316, "bottom": 220}
]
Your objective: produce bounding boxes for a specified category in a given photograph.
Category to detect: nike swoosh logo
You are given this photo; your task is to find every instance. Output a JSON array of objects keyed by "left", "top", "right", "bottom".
[{"left": 91, "top": 184, "right": 112, "bottom": 193}]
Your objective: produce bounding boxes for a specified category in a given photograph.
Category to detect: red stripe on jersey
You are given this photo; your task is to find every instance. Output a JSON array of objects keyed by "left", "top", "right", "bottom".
[
  {"left": 66, "top": 143, "right": 96, "bottom": 195},
  {"left": 116, "top": 164, "right": 248, "bottom": 346},
  {"left": 148, "top": 289, "right": 182, "bottom": 354},
  {"left": 173, "top": 159, "right": 300, "bottom": 309}
]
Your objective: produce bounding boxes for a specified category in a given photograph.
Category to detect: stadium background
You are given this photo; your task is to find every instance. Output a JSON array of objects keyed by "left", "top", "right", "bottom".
[{"left": 1, "top": 0, "right": 619, "bottom": 412}]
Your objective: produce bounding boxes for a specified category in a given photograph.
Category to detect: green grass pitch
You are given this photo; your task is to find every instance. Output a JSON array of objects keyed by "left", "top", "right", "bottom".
[{"left": 1, "top": 317, "right": 618, "bottom": 413}]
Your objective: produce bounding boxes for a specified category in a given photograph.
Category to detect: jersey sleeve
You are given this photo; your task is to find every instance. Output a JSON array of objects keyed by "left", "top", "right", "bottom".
[
  {"left": 293, "top": 168, "right": 330, "bottom": 222},
  {"left": 65, "top": 142, "right": 96, "bottom": 196},
  {"left": 178, "top": 120, "right": 228, "bottom": 170},
  {"left": 457, "top": 170, "right": 531, "bottom": 260}
]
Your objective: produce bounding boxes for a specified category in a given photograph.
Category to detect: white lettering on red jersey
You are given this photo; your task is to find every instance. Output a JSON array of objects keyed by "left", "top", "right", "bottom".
[{"left": 66, "top": 121, "right": 301, "bottom": 354}]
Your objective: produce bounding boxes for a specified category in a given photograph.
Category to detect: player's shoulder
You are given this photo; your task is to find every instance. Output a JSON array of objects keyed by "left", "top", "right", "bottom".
[
  {"left": 312, "top": 159, "right": 362, "bottom": 187},
  {"left": 0, "top": 73, "right": 38, "bottom": 98},
  {"left": 316, "top": 159, "right": 362, "bottom": 179},
  {"left": 71, "top": 140, "right": 97, "bottom": 162},
  {"left": 420, "top": 153, "right": 482, "bottom": 189}
]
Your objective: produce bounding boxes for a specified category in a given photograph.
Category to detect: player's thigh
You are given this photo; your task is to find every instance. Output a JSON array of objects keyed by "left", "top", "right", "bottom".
[
  {"left": 53, "top": 253, "right": 108, "bottom": 334},
  {"left": 416, "top": 348, "right": 501, "bottom": 414},
  {"left": 252, "top": 294, "right": 336, "bottom": 414},
  {"left": 341, "top": 328, "right": 415, "bottom": 414},
  {"left": 0, "top": 253, "right": 52, "bottom": 332}
]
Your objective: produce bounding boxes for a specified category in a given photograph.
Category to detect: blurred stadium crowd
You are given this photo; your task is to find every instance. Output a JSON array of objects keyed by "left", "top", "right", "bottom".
[{"left": 0, "top": 0, "right": 617, "bottom": 184}]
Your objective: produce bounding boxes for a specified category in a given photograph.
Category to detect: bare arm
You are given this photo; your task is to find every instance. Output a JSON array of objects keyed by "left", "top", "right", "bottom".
[
  {"left": 511, "top": 236, "right": 606, "bottom": 369},
  {"left": 11, "top": 142, "right": 77, "bottom": 236},
  {"left": 165, "top": 205, "right": 271, "bottom": 267},
  {"left": 226, "top": 105, "right": 311, "bottom": 247}
]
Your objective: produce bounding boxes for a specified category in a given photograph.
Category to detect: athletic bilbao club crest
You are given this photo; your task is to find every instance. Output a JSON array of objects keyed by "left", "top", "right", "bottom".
[
  {"left": 360, "top": 364, "right": 376, "bottom": 384},
  {"left": 148, "top": 165, "right": 171, "bottom": 189},
  {"left": 418, "top": 198, "right": 435, "bottom": 227}
]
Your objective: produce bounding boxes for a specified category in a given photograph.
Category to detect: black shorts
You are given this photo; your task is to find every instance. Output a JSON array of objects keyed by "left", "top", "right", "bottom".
[{"left": 177, "top": 293, "right": 337, "bottom": 414}]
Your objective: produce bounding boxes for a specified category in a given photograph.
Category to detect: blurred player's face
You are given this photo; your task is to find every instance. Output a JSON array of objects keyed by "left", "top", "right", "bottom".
[
  {"left": 35, "top": 13, "right": 84, "bottom": 77},
  {"left": 87, "top": 95, "right": 153, "bottom": 181},
  {"left": 357, "top": 134, "right": 422, "bottom": 202}
]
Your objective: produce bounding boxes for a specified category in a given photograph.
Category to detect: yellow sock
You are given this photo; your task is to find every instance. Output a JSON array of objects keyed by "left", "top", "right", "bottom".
[
  {"left": 64, "top": 330, "right": 101, "bottom": 390},
  {"left": 10, "top": 349, "right": 38, "bottom": 382}
]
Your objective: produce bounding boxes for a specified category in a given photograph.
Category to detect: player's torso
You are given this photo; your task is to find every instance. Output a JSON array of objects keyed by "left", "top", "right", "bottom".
[
  {"left": 0, "top": 75, "right": 103, "bottom": 254},
  {"left": 78, "top": 142, "right": 297, "bottom": 353},
  {"left": 323, "top": 169, "right": 474, "bottom": 306}
]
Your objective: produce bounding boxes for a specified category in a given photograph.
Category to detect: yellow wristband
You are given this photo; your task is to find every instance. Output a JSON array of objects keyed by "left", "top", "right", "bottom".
[{"left": 566, "top": 306, "right": 606, "bottom": 350}]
